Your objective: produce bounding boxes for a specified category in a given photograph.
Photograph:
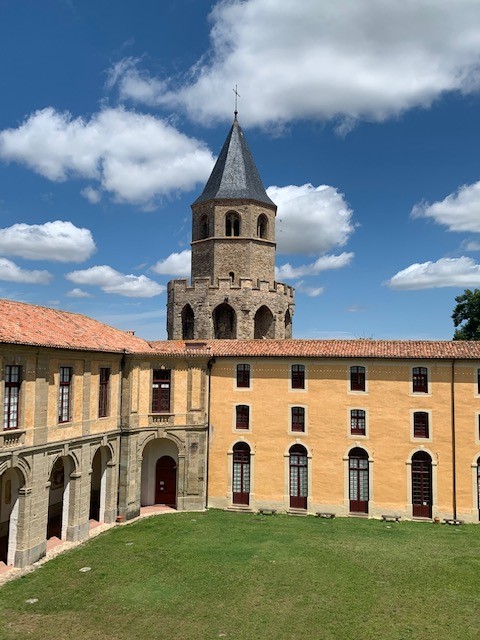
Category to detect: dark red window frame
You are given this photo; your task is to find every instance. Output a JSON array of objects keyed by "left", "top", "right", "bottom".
[
  {"left": 350, "top": 409, "right": 366, "bottom": 435},
  {"left": 291, "top": 406, "right": 305, "bottom": 432},
  {"left": 291, "top": 364, "right": 305, "bottom": 389},
  {"left": 236, "top": 364, "right": 250, "bottom": 388},
  {"left": 350, "top": 366, "right": 366, "bottom": 392},
  {"left": 4, "top": 365, "right": 21, "bottom": 430},
  {"left": 412, "top": 367, "right": 428, "bottom": 393},
  {"left": 152, "top": 369, "right": 171, "bottom": 413},
  {"left": 413, "top": 411, "right": 429, "bottom": 438},
  {"left": 236, "top": 404, "right": 250, "bottom": 430},
  {"left": 98, "top": 367, "right": 110, "bottom": 418},
  {"left": 58, "top": 366, "right": 72, "bottom": 423}
]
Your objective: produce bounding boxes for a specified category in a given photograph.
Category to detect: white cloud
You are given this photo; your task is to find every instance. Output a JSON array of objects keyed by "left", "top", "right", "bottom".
[
  {"left": 0, "top": 107, "right": 215, "bottom": 206},
  {"left": 0, "top": 258, "right": 52, "bottom": 284},
  {"left": 0, "top": 221, "right": 95, "bottom": 262},
  {"left": 66, "top": 265, "right": 165, "bottom": 297},
  {"left": 268, "top": 184, "right": 354, "bottom": 255},
  {"left": 108, "top": 1, "right": 480, "bottom": 127},
  {"left": 463, "top": 240, "right": 480, "bottom": 252},
  {"left": 276, "top": 252, "right": 354, "bottom": 279},
  {"left": 294, "top": 281, "right": 324, "bottom": 297},
  {"left": 81, "top": 186, "right": 102, "bottom": 204},
  {"left": 388, "top": 256, "right": 480, "bottom": 290},
  {"left": 151, "top": 249, "right": 191, "bottom": 277},
  {"left": 66, "top": 287, "right": 91, "bottom": 298},
  {"left": 412, "top": 181, "right": 480, "bottom": 233}
]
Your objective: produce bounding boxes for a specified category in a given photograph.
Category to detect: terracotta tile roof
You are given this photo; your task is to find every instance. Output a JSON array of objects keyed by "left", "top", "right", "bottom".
[
  {"left": 0, "top": 299, "right": 153, "bottom": 353},
  {"left": 147, "top": 339, "right": 480, "bottom": 360}
]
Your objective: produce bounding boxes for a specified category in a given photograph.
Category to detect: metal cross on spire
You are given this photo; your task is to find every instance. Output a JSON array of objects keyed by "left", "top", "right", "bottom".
[{"left": 233, "top": 84, "right": 240, "bottom": 119}]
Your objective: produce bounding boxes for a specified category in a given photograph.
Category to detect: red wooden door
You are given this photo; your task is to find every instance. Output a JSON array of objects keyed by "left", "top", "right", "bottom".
[
  {"left": 349, "top": 449, "right": 369, "bottom": 513},
  {"left": 289, "top": 446, "right": 308, "bottom": 509},
  {"left": 155, "top": 456, "right": 177, "bottom": 508},
  {"left": 412, "top": 453, "right": 432, "bottom": 518},
  {"left": 233, "top": 444, "right": 250, "bottom": 505}
]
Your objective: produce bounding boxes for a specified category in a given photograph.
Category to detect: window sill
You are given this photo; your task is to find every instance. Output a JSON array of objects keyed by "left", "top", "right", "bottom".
[{"left": 0, "top": 429, "right": 26, "bottom": 449}]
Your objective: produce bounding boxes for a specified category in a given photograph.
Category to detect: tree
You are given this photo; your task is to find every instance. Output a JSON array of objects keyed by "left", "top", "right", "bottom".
[{"left": 452, "top": 289, "right": 480, "bottom": 340}]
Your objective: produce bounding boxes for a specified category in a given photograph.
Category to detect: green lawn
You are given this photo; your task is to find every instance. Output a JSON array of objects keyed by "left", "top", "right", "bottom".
[{"left": 1, "top": 511, "right": 480, "bottom": 640}]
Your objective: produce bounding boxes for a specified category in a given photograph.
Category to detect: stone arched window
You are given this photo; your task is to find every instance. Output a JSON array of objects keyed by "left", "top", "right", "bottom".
[
  {"left": 254, "top": 305, "right": 274, "bottom": 339},
  {"left": 199, "top": 215, "right": 209, "bottom": 240},
  {"left": 213, "top": 303, "right": 237, "bottom": 339},
  {"left": 284, "top": 309, "right": 292, "bottom": 338},
  {"left": 181, "top": 304, "right": 194, "bottom": 340},
  {"left": 257, "top": 214, "right": 268, "bottom": 239},
  {"left": 225, "top": 211, "right": 240, "bottom": 237}
]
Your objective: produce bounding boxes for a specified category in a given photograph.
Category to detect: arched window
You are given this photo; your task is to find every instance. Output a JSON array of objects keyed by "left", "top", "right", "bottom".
[
  {"left": 233, "top": 442, "right": 251, "bottom": 505},
  {"left": 285, "top": 309, "right": 292, "bottom": 338},
  {"left": 225, "top": 211, "right": 240, "bottom": 237},
  {"left": 199, "top": 215, "right": 209, "bottom": 239},
  {"left": 213, "top": 303, "right": 237, "bottom": 339},
  {"left": 254, "top": 305, "right": 274, "bottom": 339},
  {"left": 412, "top": 451, "right": 432, "bottom": 518},
  {"left": 257, "top": 214, "right": 268, "bottom": 238},
  {"left": 181, "top": 304, "right": 194, "bottom": 340},
  {"left": 289, "top": 444, "right": 308, "bottom": 509},
  {"left": 229, "top": 271, "right": 235, "bottom": 284},
  {"left": 349, "top": 447, "right": 369, "bottom": 513}
]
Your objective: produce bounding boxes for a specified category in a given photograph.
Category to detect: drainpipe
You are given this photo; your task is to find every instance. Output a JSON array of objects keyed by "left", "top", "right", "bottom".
[
  {"left": 205, "top": 358, "right": 216, "bottom": 509},
  {"left": 451, "top": 358, "right": 457, "bottom": 521}
]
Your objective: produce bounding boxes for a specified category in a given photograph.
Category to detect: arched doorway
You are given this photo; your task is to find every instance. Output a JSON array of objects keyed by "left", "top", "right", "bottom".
[
  {"left": 233, "top": 443, "right": 251, "bottom": 505},
  {"left": 89, "top": 447, "right": 110, "bottom": 523},
  {"left": 289, "top": 444, "right": 308, "bottom": 509},
  {"left": 412, "top": 451, "right": 432, "bottom": 518},
  {"left": 47, "top": 456, "right": 73, "bottom": 540},
  {"left": 213, "top": 303, "right": 236, "bottom": 339},
  {"left": 349, "top": 448, "right": 369, "bottom": 513},
  {"left": 0, "top": 468, "right": 22, "bottom": 566},
  {"left": 254, "top": 305, "right": 274, "bottom": 339},
  {"left": 181, "top": 304, "right": 194, "bottom": 340},
  {"left": 141, "top": 438, "right": 179, "bottom": 509},
  {"left": 155, "top": 457, "right": 177, "bottom": 507}
]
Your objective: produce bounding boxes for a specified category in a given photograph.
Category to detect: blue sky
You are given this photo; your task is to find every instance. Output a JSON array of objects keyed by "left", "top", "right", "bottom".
[{"left": 2, "top": 0, "right": 480, "bottom": 340}]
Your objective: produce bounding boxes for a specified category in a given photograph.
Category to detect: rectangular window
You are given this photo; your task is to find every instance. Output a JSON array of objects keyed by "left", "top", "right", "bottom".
[
  {"left": 291, "top": 406, "right": 305, "bottom": 432},
  {"left": 350, "top": 409, "right": 366, "bottom": 435},
  {"left": 350, "top": 366, "right": 366, "bottom": 392},
  {"left": 98, "top": 367, "right": 110, "bottom": 418},
  {"left": 413, "top": 412, "right": 429, "bottom": 438},
  {"left": 4, "top": 365, "right": 20, "bottom": 430},
  {"left": 477, "top": 369, "right": 480, "bottom": 395},
  {"left": 236, "top": 364, "right": 250, "bottom": 388},
  {"left": 152, "top": 369, "right": 171, "bottom": 413},
  {"left": 236, "top": 405, "right": 250, "bottom": 430},
  {"left": 58, "top": 366, "right": 72, "bottom": 423},
  {"left": 412, "top": 367, "right": 428, "bottom": 393},
  {"left": 291, "top": 364, "right": 305, "bottom": 389}
]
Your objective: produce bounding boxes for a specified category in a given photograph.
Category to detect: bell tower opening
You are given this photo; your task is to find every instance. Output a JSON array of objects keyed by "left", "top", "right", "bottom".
[{"left": 213, "top": 303, "right": 236, "bottom": 339}]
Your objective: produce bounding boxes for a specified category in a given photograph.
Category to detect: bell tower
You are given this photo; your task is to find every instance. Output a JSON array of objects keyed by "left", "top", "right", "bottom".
[{"left": 167, "top": 114, "right": 294, "bottom": 340}]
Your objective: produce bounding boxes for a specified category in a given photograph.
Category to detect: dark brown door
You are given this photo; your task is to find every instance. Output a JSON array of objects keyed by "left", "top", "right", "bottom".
[
  {"left": 412, "top": 452, "right": 432, "bottom": 518},
  {"left": 289, "top": 445, "right": 308, "bottom": 509},
  {"left": 155, "top": 456, "right": 177, "bottom": 508},
  {"left": 349, "top": 448, "right": 369, "bottom": 513},
  {"left": 233, "top": 443, "right": 250, "bottom": 505}
]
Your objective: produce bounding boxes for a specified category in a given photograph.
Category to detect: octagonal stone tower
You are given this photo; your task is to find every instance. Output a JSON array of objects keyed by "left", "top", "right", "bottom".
[{"left": 167, "top": 113, "right": 294, "bottom": 340}]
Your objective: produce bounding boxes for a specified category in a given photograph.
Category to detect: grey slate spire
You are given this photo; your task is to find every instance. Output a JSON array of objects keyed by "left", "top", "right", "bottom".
[{"left": 193, "top": 114, "right": 275, "bottom": 207}]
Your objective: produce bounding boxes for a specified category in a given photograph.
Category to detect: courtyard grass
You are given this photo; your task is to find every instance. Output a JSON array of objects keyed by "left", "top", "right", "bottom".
[{"left": 1, "top": 511, "right": 480, "bottom": 640}]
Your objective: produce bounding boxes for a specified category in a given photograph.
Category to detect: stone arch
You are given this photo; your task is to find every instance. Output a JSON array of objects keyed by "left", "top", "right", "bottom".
[
  {"left": 213, "top": 303, "right": 237, "bottom": 339},
  {"left": 225, "top": 210, "right": 240, "bottom": 237},
  {"left": 89, "top": 445, "right": 113, "bottom": 523},
  {"left": 181, "top": 304, "right": 195, "bottom": 340},
  {"left": 254, "top": 305, "right": 275, "bottom": 339},
  {"left": 47, "top": 455, "right": 76, "bottom": 541},
  {"left": 141, "top": 438, "right": 180, "bottom": 508},
  {"left": 257, "top": 214, "right": 268, "bottom": 239},
  {"left": 285, "top": 309, "right": 292, "bottom": 338},
  {"left": 0, "top": 466, "right": 25, "bottom": 566}
]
